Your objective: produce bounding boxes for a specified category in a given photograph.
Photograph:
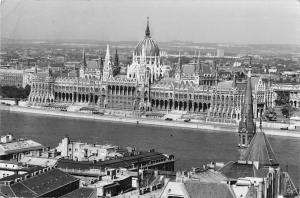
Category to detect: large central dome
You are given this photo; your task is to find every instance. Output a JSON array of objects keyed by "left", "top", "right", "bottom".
[{"left": 134, "top": 18, "right": 160, "bottom": 57}]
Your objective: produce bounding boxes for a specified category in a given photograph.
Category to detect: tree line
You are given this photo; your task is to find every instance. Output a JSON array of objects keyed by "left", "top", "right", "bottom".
[{"left": 0, "top": 85, "right": 31, "bottom": 99}]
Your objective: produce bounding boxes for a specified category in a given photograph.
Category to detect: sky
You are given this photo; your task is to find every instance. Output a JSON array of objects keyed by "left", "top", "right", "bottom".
[{"left": 1, "top": 0, "right": 300, "bottom": 44}]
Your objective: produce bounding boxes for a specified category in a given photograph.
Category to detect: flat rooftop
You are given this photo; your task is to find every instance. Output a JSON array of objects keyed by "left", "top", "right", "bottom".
[
  {"left": 57, "top": 151, "right": 170, "bottom": 170},
  {"left": 0, "top": 139, "right": 44, "bottom": 155}
]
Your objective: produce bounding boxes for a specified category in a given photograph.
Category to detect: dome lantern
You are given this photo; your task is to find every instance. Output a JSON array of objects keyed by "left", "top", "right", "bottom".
[
  {"left": 145, "top": 17, "right": 150, "bottom": 37},
  {"left": 134, "top": 17, "right": 160, "bottom": 57}
]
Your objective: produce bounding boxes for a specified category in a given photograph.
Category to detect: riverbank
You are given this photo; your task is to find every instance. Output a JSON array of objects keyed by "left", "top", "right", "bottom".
[{"left": 1, "top": 105, "right": 300, "bottom": 138}]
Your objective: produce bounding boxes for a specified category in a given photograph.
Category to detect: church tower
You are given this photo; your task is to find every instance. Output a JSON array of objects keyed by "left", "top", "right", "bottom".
[
  {"left": 103, "top": 44, "right": 112, "bottom": 81},
  {"left": 238, "top": 67, "right": 256, "bottom": 157}
]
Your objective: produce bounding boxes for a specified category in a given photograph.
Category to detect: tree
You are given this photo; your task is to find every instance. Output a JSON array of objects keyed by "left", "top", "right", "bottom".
[
  {"left": 263, "top": 108, "right": 277, "bottom": 121},
  {"left": 275, "top": 91, "right": 289, "bottom": 106},
  {"left": 0, "top": 85, "right": 31, "bottom": 99},
  {"left": 281, "top": 104, "right": 294, "bottom": 118},
  {"left": 23, "top": 85, "right": 31, "bottom": 98}
]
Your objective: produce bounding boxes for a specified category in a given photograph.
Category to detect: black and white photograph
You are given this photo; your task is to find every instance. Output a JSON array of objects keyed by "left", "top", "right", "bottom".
[{"left": 0, "top": 0, "right": 299, "bottom": 197}]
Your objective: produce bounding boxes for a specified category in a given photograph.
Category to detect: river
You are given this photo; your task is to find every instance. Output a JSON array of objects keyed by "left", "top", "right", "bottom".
[{"left": 0, "top": 110, "right": 299, "bottom": 187}]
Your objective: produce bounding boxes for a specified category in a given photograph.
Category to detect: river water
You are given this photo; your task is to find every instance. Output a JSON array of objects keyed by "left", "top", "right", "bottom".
[{"left": 0, "top": 110, "right": 299, "bottom": 186}]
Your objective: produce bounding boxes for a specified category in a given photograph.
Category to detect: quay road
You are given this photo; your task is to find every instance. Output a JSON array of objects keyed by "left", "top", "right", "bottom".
[{"left": 2, "top": 105, "right": 300, "bottom": 138}]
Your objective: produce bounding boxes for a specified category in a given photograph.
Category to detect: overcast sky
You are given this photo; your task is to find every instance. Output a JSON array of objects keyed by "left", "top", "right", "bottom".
[{"left": 1, "top": 0, "right": 300, "bottom": 44}]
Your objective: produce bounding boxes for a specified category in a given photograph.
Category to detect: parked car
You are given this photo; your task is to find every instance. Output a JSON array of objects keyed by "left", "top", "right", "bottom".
[
  {"left": 165, "top": 118, "right": 173, "bottom": 121},
  {"left": 184, "top": 118, "right": 191, "bottom": 122},
  {"left": 280, "top": 127, "right": 288, "bottom": 130}
]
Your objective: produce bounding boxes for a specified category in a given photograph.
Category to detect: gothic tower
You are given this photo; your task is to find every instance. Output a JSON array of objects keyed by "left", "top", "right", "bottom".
[
  {"left": 103, "top": 44, "right": 112, "bottom": 81},
  {"left": 238, "top": 67, "right": 256, "bottom": 158},
  {"left": 34, "top": 64, "right": 38, "bottom": 76},
  {"left": 79, "top": 48, "right": 87, "bottom": 78},
  {"left": 83, "top": 48, "right": 87, "bottom": 68},
  {"left": 113, "top": 48, "right": 119, "bottom": 77},
  {"left": 175, "top": 52, "right": 182, "bottom": 81}
]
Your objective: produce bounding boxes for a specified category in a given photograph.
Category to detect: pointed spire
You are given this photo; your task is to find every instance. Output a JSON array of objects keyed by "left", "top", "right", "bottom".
[
  {"left": 238, "top": 67, "right": 256, "bottom": 150},
  {"left": 132, "top": 51, "right": 135, "bottom": 63},
  {"left": 48, "top": 62, "right": 52, "bottom": 77},
  {"left": 215, "top": 62, "right": 218, "bottom": 85},
  {"left": 145, "top": 17, "right": 150, "bottom": 37},
  {"left": 177, "top": 51, "right": 182, "bottom": 72},
  {"left": 176, "top": 52, "right": 182, "bottom": 79},
  {"left": 248, "top": 65, "right": 252, "bottom": 78},
  {"left": 113, "top": 48, "right": 119, "bottom": 76},
  {"left": 239, "top": 72, "right": 256, "bottom": 129},
  {"left": 105, "top": 44, "right": 110, "bottom": 62},
  {"left": 98, "top": 55, "right": 103, "bottom": 71},
  {"left": 83, "top": 48, "right": 87, "bottom": 67},
  {"left": 233, "top": 72, "right": 236, "bottom": 87},
  {"left": 114, "top": 48, "right": 119, "bottom": 66},
  {"left": 34, "top": 63, "right": 38, "bottom": 75}
]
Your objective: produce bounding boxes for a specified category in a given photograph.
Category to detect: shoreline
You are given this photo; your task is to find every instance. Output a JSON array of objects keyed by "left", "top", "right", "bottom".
[{"left": 1, "top": 105, "right": 300, "bottom": 138}]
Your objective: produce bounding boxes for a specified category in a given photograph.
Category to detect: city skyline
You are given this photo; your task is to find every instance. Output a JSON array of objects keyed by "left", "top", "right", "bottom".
[{"left": 1, "top": 0, "right": 300, "bottom": 45}]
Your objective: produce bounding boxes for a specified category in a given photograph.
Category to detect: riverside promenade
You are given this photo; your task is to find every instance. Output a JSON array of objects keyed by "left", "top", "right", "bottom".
[{"left": 2, "top": 105, "right": 300, "bottom": 138}]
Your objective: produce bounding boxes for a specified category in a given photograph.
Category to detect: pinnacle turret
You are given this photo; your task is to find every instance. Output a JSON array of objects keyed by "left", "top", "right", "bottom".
[{"left": 82, "top": 48, "right": 87, "bottom": 67}]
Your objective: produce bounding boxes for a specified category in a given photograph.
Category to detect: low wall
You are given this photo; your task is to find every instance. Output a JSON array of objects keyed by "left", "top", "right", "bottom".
[
  {"left": 0, "top": 99, "right": 16, "bottom": 105},
  {"left": 3, "top": 105, "right": 300, "bottom": 138}
]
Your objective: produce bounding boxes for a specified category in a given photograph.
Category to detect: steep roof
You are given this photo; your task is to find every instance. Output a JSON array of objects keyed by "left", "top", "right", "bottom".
[
  {"left": 242, "top": 132, "right": 279, "bottom": 167},
  {"left": 218, "top": 161, "right": 258, "bottom": 180},
  {"left": 184, "top": 182, "right": 236, "bottom": 198},
  {"left": 250, "top": 76, "right": 260, "bottom": 90},
  {"left": 0, "top": 169, "right": 79, "bottom": 198},
  {"left": 60, "top": 187, "right": 96, "bottom": 198},
  {"left": 238, "top": 76, "right": 256, "bottom": 134},
  {"left": 86, "top": 60, "right": 99, "bottom": 69},
  {"left": 217, "top": 80, "right": 234, "bottom": 90}
]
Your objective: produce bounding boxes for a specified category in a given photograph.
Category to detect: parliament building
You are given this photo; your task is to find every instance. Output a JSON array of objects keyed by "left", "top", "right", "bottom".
[{"left": 28, "top": 19, "right": 273, "bottom": 124}]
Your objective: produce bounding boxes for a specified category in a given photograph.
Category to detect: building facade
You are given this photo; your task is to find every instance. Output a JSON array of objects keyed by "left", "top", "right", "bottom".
[
  {"left": 27, "top": 19, "right": 273, "bottom": 124},
  {"left": 0, "top": 69, "right": 24, "bottom": 88},
  {"left": 272, "top": 83, "right": 300, "bottom": 109}
]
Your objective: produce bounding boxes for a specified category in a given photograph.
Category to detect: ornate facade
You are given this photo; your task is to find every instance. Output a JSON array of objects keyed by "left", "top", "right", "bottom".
[
  {"left": 28, "top": 19, "right": 273, "bottom": 124},
  {"left": 0, "top": 69, "right": 24, "bottom": 88},
  {"left": 272, "top": 83, "right": 300, "bottom": 109},
  {"left": 127, "top": 18, "right": 166, "bottom": 84}
]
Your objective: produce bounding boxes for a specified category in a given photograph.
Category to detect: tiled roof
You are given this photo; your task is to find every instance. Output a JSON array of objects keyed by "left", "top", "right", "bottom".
[
  {"left": 250, "top": 77, "right": 260, "bottom": 89},
  {"left": 189, "top": 169, "right": 227, "bottom": 183},
  {"left": 86, "top": 61, "right": 99, "bottom": 70},
  {"left": 219, "top": 161, "right": 258, "bottom": 180},
  {"left": 184, "top": 181, "right": 236, "bottom": 198},
  {"left": 182, "top": 64, "right": 195, "bottom": 75},
  {"left": 0, "top": 168, "right": 79, "bottom": 198},
  {"left": 59, "top": 187, "right": 96, "bottom": 198},
  {"left": 217, "top": 81, "right": 234, "bottom": 90},
  {"left": 242, "top": 132, "right": 279, "bottom": 167}
]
